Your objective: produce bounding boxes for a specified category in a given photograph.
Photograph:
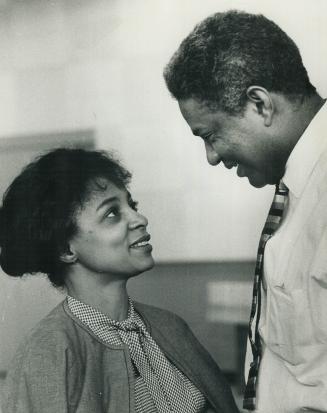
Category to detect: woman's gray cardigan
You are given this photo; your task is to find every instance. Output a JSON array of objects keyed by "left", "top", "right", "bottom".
[{"left": 2, "top": 300, "right": 239, "bottom": 413}]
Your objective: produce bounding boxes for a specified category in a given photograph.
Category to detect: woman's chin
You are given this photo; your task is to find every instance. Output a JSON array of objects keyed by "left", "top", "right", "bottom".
[
  {"left": 141, "top": 257, "right": 155, "bottom": 273},
  {"left": 129, "top": 258, "right": 155, "bottom": 278}
]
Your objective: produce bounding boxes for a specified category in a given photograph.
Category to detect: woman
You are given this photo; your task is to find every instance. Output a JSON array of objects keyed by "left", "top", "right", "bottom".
[{"left": 0, "top": 148, "right": 239, "bottom": 413}]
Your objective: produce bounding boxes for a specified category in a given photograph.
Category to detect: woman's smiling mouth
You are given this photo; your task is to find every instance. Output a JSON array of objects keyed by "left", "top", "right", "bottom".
[{"left": 130, "top": 234, "right": 152, "bottom": 251}]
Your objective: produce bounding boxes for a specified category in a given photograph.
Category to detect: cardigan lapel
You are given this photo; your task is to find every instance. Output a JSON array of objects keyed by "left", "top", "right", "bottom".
[{"left": 134, "top": 302, "right": 239, "bottom": 413}]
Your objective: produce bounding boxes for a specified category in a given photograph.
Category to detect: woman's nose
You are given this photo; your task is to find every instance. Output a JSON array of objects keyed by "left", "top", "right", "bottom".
[{"left": 128, "top": 209, "right": 148, "bottom": 229}]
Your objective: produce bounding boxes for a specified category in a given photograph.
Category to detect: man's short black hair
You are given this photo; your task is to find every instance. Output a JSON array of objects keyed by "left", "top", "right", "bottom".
[{"left": 164, "top": 10, "right": 316, "bottom": 114}]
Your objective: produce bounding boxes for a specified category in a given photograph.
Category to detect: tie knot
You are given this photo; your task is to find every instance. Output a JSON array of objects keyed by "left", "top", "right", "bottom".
[{"left": 277, "top": 180, "right": 288, "bottom": 194}]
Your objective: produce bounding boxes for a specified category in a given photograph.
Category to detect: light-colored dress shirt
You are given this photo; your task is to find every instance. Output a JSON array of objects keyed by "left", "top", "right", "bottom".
[{"left": 245, "top": 101, "right": 327, "bottom": 412}]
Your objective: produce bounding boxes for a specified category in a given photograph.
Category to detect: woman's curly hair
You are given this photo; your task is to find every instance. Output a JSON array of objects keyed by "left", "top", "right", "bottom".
[{"left": 0, "top": 148, "right": 131, "bottom": 287}]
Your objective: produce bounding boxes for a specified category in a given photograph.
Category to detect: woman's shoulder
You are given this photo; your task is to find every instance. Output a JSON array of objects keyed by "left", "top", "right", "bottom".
[
  {"left": 134, "top": 301, "right": 189, "bottom": 330},
  {"left": 15, "top": 300, "right": 77, "bottom": 357}
]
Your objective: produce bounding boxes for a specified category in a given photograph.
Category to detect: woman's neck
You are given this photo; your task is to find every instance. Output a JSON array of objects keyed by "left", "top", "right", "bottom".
[{"left": 65, "top": 274, "right": 130, "bottom": 321}]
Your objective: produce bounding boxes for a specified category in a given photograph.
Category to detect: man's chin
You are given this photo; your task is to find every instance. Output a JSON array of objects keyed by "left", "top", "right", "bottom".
[
  {"left": 238, "top": 167, "right": 279, "bottom": 188},
  {"left": 247, "top": 175, "right": 269, "bottom": 188},
  {"left": 249, "top": 180, "right": 268, "bottom": 188}
]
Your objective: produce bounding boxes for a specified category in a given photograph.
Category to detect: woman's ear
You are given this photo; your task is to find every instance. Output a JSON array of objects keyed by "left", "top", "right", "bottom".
[
  {"left": 60, "top": 244, "right": 77, "bottom": 264},
  {"left": 246, "top": 86, "right": 274, "bottom": 126}
]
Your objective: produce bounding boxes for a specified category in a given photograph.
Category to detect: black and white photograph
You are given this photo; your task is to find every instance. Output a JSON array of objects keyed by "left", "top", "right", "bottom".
[{"left": 0, "top": 1, "right": 326, "bottom": 412}]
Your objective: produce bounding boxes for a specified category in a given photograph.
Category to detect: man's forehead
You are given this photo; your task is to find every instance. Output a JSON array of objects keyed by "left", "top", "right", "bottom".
[
  {"left": 178, "top": 98, "right": 219, "bottom": 133},
  {"left": 179, "top": 97, "right": 204, "bottom": 115}
]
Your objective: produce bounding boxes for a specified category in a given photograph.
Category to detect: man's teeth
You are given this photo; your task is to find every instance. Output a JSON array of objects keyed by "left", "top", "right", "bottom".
[
  {"left": 225, "top": 162, "right": 238, "bottom": 169},
  {"left": 131, "top": 241, "right": 148, "bottom": 248}
]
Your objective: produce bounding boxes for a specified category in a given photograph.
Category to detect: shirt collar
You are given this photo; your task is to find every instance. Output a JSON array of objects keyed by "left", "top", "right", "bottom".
[
  {"left": 282, "top": 100, "right": 327, "bottom": 198},
  {"left": 67, "top": 295, "right": 135, "bottom": 328}
]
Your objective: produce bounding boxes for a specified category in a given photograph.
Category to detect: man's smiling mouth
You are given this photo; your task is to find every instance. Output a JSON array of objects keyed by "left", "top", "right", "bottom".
[
  {"left": 223, "top": 160, "right": 238, "bottom": 169},
  {"left": 223, "top": 160, "right": 248, "bottom": 178},
  {"left": 237, "top": 164, "right": 247, "bottom": 177}
]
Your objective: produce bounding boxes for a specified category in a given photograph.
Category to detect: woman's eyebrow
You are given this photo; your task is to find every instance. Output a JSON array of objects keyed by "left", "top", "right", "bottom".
[{"left": 96, "top": 196, "right": 119, "bottom": 211}]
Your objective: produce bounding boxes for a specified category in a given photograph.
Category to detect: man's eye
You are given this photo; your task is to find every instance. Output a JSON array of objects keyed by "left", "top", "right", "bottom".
[
  {"left": 206, "top": 134, "right": 217, "bottom": 144},
  {"left": 203, "top": 133, "right": 213, "bottom": 142}
]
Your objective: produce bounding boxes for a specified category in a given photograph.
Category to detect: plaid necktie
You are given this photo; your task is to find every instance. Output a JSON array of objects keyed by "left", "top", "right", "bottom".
[
  {"left": 243, "top": 181, "right": 289, "bottom": 410},
  {"left": 112, "top": 300, "right": 198, "bottom": 413}
]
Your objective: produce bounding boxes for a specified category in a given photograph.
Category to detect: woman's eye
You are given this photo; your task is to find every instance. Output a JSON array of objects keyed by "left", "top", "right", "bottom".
[
  {"left": 105, "top": 208, "right": 120, "bottom": 218},
  {"left": 130, "top": 201, "right": 138, "bottom": 211}
]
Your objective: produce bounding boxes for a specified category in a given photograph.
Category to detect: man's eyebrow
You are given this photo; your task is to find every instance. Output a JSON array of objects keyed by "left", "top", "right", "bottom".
[
  {"left": 192, "top": 128, "right": 202, "bottom": 136},
  {"left": 192, "top": 128, "right": 210, "bottom": 139},
  {"left": 96, "top": 196, "right": 119, "bottom": 211}
]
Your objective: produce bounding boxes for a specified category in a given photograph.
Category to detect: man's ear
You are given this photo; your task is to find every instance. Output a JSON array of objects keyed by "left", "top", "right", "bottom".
[
  {"left": 246, "top": 86, "right": 274, "bottom": 126},
  {"left": 60, "top": 244, "right": 77, "bottom": 264}
]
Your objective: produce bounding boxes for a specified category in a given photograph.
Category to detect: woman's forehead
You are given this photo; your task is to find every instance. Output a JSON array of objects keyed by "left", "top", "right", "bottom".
[{"left": 83, "top": 177, "right": 128, "bottom": 205}]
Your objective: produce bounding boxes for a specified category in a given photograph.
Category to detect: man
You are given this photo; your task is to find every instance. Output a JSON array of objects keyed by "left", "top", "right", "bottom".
[{"left": 164, "top": 10, "right": 327, "bottom": 413}]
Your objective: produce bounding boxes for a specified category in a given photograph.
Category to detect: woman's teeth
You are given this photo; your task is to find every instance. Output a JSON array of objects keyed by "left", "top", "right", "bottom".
[{"left": 131, "top": 241, "right": 148, "bottom": 248}]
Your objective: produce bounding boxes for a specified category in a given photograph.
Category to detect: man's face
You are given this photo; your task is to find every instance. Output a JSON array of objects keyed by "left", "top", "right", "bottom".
[{"left": 178, "top": 98, "right": 284, "bottom": 188}]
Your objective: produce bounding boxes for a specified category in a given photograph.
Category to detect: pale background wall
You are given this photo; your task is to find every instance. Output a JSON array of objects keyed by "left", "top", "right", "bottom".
[
  {"left": 1, "top": 0, "right": 326, "bottom": 263},
  {"left": 0, "top": 0, "right": 326, "bottom": 408}
]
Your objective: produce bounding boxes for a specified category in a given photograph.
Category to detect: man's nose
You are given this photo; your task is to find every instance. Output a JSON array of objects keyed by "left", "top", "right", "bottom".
[{"left": 205, "top": 142, "right": 221, "bottom": 166}]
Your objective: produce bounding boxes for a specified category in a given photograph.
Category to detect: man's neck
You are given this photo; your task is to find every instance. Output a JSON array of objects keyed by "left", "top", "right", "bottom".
[
  {"left": 276, "top": 93, "right": 325, "bottom": 161},
  {"left": 293, "top": 94, "right": 325, "bottom": 139}
]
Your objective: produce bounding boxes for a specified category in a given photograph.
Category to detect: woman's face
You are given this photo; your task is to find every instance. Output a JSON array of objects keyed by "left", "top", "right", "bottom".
[{"left": 68, "top": 178, "right": 154, "bottom": 279}]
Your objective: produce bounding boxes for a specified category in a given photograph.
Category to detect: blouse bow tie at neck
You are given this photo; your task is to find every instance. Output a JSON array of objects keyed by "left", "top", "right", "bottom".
[
  {"left": 114, "top": 319, "right": 147, "bottom": 335},
  {"left": 102, "top": 298, "right": 148, "bottom": 336}
]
